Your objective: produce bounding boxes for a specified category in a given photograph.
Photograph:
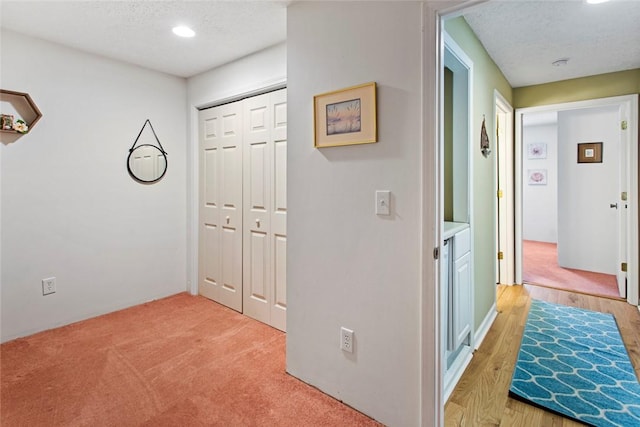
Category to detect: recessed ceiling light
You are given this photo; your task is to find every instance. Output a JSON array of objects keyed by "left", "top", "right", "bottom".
[
  {"left": 172, "top": 26, "right": 195, "bottom": 38},
  {"left": 552, "top": 58, "right": 570, "bottom": 67},
  {"left": 586, "top": 0, "right": 610, "bottom": 4}
]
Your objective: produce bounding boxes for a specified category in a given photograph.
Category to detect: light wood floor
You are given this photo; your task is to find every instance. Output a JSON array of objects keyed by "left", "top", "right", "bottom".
[{"left": 444, "top": 284, "right": 640, "bottom": 426}]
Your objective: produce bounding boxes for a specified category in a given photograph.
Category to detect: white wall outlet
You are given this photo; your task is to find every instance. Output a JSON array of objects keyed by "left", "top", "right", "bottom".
[
  {"left": 42, "top": 277, "right": 56, "bottom": 295},
  {"left": 340, "top": 327, "right": 354, "bottom": 353},
  {"left": 375, "top": 190, "right": 390, "bottom": 216}
]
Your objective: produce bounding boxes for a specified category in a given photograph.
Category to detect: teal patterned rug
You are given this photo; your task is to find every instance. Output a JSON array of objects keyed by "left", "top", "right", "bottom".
[{"left": 509, "top": 299, "right": 640, "bottom": 426}]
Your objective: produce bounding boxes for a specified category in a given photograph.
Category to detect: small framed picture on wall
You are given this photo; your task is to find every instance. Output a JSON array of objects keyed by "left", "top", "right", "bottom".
[
  {"left": 577, "top": 142, "right": 603, "bottom": 163},
  {"left": 313, "top": 82, "right": 377, "bottom": 148},
  {"left": 527, "top": 143, "right": 547, "bottom": 159},
  {"left": 528, "top": 169, "right": 547, "bottom": 185}
]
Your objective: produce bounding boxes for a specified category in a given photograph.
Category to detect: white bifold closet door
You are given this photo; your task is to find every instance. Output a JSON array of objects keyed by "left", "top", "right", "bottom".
[
  {"left": 198, "top": 88, "right": 287, "bottom": 332},
  {"left": 242, "top": 89, "right": 287, "bottom": 332},
  {"left": 198, "top": 101, "right": 244, "bottom": 312}
]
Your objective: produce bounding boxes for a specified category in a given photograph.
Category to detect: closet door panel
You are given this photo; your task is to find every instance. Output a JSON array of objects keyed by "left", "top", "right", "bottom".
[
  {"left": 218, "top": 104, "right": 243, "bottom": 312},
  {"left": 243, "top": 93, "right": 272, "bottom": 324},
  {"left": 271, "top": 234, "right": 287, "bottom": 330},
  {"left": 270, "top": 89, "right": 287, "bottom": 331},
  {"left": 200, "top": 224, "right": 220, "bottom": 301},
  {"left": 199, "top": 109, "right": 220, "bottom": 301},
  {"left": 199, "top": 102, "right": 243, "bottom": 312}
]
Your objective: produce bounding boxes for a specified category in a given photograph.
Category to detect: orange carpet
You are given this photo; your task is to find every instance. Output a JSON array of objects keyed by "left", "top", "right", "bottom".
[
  {"left": 1, "top": 293, "right": 381, "bottom": 426},
  {"left": 522, "top": 240, "right": 621, "bottom": 299}
]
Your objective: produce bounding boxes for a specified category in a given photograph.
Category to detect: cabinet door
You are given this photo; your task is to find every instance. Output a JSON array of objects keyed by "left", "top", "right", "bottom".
[{"left": 452, "top": 251, "right": 471, "bottom": 350}]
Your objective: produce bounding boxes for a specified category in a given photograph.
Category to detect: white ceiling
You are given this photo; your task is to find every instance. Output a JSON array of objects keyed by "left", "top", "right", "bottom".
[
  {"left": 0, "top": 1, "right": 638, "bottom": 85},
  {"left": 463, "top": 0, "right": 640, "bottom": 87},
  {"left": 0, "top": 1, "right": 287, "bottom": 78}
]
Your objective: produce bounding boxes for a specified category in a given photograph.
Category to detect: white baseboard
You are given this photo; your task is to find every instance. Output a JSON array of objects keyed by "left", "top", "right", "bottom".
[
  {"left": 474, "top": 302, "right": 497, "bottom": 350},
  {"left": 443, "top": 347, "right": 473, "bottom": 403}
]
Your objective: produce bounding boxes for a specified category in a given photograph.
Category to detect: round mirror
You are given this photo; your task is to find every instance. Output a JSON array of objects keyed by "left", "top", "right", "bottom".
[{"left": 127, "top": 144, "right": 167, "bottom": 183}]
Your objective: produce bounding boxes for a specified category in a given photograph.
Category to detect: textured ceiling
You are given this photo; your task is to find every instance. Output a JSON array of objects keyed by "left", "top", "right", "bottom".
[
  {"left": 0, "top": 1, "right": 287, "bottom": 78},
  {"left": 463, "top": 0, "right": 640, "bottom": 88},
  {"left": 1, "top": 1, "right": 638, "bottom": 85}
]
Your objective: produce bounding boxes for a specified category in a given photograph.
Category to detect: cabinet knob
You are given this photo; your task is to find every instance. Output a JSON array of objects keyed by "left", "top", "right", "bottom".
[
  {"left": 226, "top": 216, "right": 230, "bottom": 224},
  {"left": 256, "top": 219, "right": 261, "bottom": 227}
]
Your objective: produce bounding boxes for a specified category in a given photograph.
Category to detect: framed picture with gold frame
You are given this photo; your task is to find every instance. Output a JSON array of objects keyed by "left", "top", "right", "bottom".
[
  {"left": 314, "top": 82, "right": 377, "bottom": 148},
  {"left": 577, "top": 142, "right": 603, "bottom": 163}
]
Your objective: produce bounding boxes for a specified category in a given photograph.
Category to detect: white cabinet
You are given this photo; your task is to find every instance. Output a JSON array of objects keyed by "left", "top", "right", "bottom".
[
  {"left": 443, "top": 222, "right": 473, "bottom": 401},
  {"left": 451, "top": 226, "right": 471, "bottom": 351},
  {"left": 452, "top": 251, "right": 471, "bottom": 350}
]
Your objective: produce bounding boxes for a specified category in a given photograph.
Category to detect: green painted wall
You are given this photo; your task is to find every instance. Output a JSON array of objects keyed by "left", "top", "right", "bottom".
[
  {"left": 513, "top": 69, "right": 640, "bottom": 108},
  {"left": 444, "top": 17, "right": 513, "bottom": 332}
]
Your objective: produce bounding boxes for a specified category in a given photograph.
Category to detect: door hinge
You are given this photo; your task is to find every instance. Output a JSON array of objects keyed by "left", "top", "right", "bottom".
[
  {"left": 434, "top": 247, "right": 440, "bottom": 260},
  {"left": 621, "top": 262, "right": 627, "bottom": 272},
  {"left": 497, "top": 190, "right": 504, "bottom": 199},
  {"left": 498, "top": 251, "right": 504, "bottom": 260},
  {"left": 621, "top": 120, "right": 628, "bottom": 130},
  {"left": 621, "top": 191, "right": 628, "bottom": 201}
]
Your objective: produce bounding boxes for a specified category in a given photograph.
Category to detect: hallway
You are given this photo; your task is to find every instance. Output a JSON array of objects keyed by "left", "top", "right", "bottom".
[{"left": 445, "top": 284, "right": 640, "bottom": 425}]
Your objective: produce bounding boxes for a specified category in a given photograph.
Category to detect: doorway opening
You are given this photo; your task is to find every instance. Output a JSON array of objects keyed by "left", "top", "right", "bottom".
[{"left": 515, "top": 95, "right": 639, "bottom": 304}]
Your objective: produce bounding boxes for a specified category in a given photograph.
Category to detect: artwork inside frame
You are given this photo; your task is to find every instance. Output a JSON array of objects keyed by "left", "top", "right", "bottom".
[
  {"left": 1, "top": 114, "right": 14, "bottom": 130},
  {"left": 314, "top": 82, "right": 377, "bottom": 148},
  {"left": 527, "top": 143, "right": 547, "bottom": 159},
  {"left": 577, "top": 142, "right": 603, "bottom": 163},
  {"left": 528, "top": 169, "right": 547, "bottom": 185}
]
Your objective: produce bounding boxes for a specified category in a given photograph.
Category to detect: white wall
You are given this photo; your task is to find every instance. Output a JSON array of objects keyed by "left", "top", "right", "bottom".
[
  {"left": 187, "top": 43, "right": 286, "bottom": 108},
  {"left": 1, "top": 30, "right": 188, "bottom": 342},
  {"left": 287, "top": 3, "right": 423, "bottom": 425},
  {"left": 185, "top": 42, "right": 286, "bottom": 294},
  {"left": 557, "top": 105, "right": 620, "bottom": 274},
  {"left": 522, "top": 122, "right": 558, "bottom": 243}
]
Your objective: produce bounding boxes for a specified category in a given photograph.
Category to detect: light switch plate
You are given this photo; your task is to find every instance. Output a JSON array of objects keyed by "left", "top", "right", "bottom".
[{"left": 376, "top": 190, "right": 390, "bottom": 216}]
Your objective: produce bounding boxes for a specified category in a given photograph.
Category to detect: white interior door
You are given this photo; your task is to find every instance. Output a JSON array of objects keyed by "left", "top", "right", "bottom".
[
  {"left": 242, "top": 88, "right": 287, "bottom": 331},
  {"left": 495, "top": 93, "right": 514, "bottom": 286},
  {"left": 199, "top": 102, "right": 243, "bottom": 312},
  {"left": 557, "top": 106, "right": 621, "bottom": 292}
]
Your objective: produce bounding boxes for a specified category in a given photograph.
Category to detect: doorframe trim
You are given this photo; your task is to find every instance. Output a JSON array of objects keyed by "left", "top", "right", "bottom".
[
  {"left": 514, "top": 94, "right": 639, "bottom": 305},
  {"left": 423, "top": 1, "right": 489, "bottom": 425},
  {"left": 441, "top": 27, "right": 476, "bottom": 404}
]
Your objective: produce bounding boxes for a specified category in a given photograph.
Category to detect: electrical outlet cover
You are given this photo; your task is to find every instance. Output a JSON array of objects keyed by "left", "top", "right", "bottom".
[{"left": 340, "top": 327, "right": 354, "bottom": 353}]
